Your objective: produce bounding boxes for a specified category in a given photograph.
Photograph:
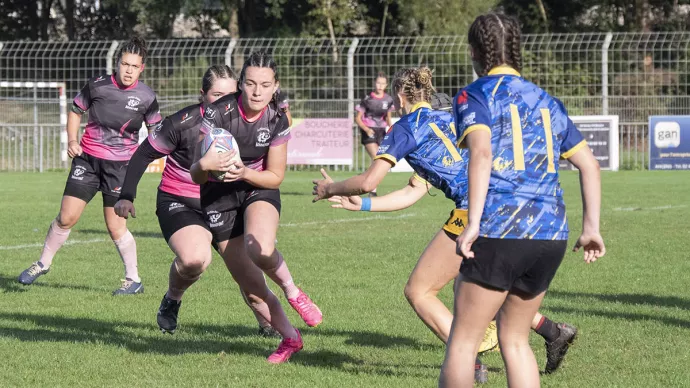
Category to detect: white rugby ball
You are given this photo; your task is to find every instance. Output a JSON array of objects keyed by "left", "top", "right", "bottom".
[{"left": 202, "top": 128, "right": 241, "bottom": 181}]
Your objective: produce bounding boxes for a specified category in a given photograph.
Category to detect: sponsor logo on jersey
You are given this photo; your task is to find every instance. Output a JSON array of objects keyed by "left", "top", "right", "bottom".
[
  {"left": 457, "top": 103, "right": 468, "bottom": 113},
  {"left": 377, "top": 144, "right": 390, "bottom": 153},
  {"left": 126, "top": 96, "right": 141, "bottom": 111},
  {"left": 207, "top": 211, "right": 224, "bottom": 227},
  {"left": 463, "top": 112, "right": 476, "bottom": 126},
  {"left": 443, "top": 155, "right": 455, "bottom": 167},
  {"left": 95, "top": 75, "right": 107, "bottom": 83},
  {"left": 112, "top": 186, "right": 122, "bottom": 194},
  {"left": 168, "top": 202, "right": 185, "bottom": 211},
  {"left": 382, "top": 102, "right": 388, "bottom": 110},
  {"left": 180, "top": 112, "right": 194, "bottom": 124},
  {"left": 277, "top": 127, "right": 291, "bottom": 137},
  {"left": 456, "top": 90, "right": 468, "bottom": 105},
  {"left": 71, "top": 165, "right": 86, "bottom": 180},
  {"left": 224, "top": 103, "right": 235, "bottom": 115},
  {"left": 256, "top": 128, "right": 271, "bottom": 147},
  {"left": 206, "top": 107, "right": 217, "bottom": 119}
]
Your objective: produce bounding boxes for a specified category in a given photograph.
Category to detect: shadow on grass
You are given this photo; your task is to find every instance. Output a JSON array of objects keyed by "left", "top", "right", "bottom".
[
  {"left": 548, "top": 306, "right": 690, "bottom": 329},
  {"left": 0, "top": 274, "right": 104, "bottom": 293},
  {"left": 280, "top": 191, "right": 311, "bottom": 196},
  {"left": 0, "top": 311, "right": 440, "bottom": 378},
  {"left": 547, "top": 290, "right": 690, "bottom": 310}
]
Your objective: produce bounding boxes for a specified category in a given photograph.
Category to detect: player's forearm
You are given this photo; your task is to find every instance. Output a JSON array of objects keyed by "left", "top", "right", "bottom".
[
  {"left": 242, "top": 168, "right": 284, "bottom": 189},
  {"left": 578, "top": 158, "right": 601, "bottom": 233},
  {"left": 368, "top": 183, "right": 426, "bottom": 212},
  {"left": 326, "top": 174, "right": 374, "bottom": 197},
  {"left": 190, "top": 160, "right": 209, "bottom": 185},
  {"left": 119, "top": 140, "right": 165, "bottom": 202},
  {"left": 66, "top": 111, "right": 82, "bottom": 143}
]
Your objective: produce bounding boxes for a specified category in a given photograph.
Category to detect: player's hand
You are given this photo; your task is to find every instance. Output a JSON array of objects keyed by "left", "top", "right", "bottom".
[
  {"left": 328, "top": 195, "right": 362, "bottom": 211},
  {"left": 200, "top": 140, "right": 233, "bottom": 172},
  {"left": 456, "top": 223, "right": 480, "bottom": 259},
  {"left": 67, "top": 140, "right": 82, "bottom": 158},
  {"left": 312, "top": 168, "right": 334, "bottom": 202},
  {"left": 364, "top": 128, "right": 375, "bottom": 138},
  {"left": 573, "top": 232, "right": 606, "bottom": 263},
  {"left": 223, "top": 156, "right": 246, "bottom": 182},
  {"left": 114, "top": 199, "right": 136, "bottom": 219}
]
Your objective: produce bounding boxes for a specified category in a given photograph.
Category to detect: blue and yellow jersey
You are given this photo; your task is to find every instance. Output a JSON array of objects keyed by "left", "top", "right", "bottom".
[
  {"left": 453, "top": 66, "right": 587, "bottom": 240},
  {"left": 375, "top": 102, "right": 468, "bottom": 208}
]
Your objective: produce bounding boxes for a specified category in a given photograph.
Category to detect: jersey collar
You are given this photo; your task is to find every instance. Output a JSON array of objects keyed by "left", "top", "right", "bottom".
[
  {"left": 410, "top": 101, "right": 432, "bottom": 112},
  {"left": 488, "top": 65, "right": 521, "bottom": 77}
]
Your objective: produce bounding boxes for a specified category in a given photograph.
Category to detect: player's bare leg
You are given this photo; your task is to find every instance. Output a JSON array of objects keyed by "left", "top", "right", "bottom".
[
  {"left": 244, "top": 201, "right": 322, "bottom": 327},
  {"left": 364, "top": 142, "right": 379, "bottom": 195},
  {"left": 18, "top": 195, "right": 87, "bottom": 285}
]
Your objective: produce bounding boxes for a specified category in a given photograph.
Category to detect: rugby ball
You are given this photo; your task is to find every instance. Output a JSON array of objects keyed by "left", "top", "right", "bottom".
[{"left": 202, "top": 128, "right": 241, "bottom": 181}]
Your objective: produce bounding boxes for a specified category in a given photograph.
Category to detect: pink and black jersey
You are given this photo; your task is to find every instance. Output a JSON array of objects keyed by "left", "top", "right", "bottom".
[
  {"left": 356, "top": 92, "right": 395, "bottom": 129},
  {"left": 200, "top": 92, "right": 291, "bottom": 172},
  {"left": 73, "top": 74, "right": 162, "bottom": 161}
]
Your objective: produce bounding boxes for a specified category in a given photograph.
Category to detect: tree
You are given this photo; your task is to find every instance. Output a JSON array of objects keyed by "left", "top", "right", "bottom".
[{"left": 392, "top": 0, "right": 498, "bottom": 36}]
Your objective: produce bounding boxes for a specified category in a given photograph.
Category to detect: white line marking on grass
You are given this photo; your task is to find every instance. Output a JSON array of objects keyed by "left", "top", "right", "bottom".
[
  {"left": 613, "top": 205, "right": 687, "bottom": 212},
  {"left": 0, "top": 214, "right": 418, "bottom": 250},
  {"left": 280, "top": 213, "right": 417, "bottom": 227},
  {"left": 0, "top": 238, "right": 108, "bottom": 251}
]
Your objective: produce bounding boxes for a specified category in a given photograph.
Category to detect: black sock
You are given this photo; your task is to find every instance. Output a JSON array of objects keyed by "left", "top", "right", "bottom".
[{"left": 534, "top": 317, "right": 561, "bottom": 342}]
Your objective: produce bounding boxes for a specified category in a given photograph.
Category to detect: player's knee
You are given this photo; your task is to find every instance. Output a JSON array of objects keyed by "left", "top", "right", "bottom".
[
  {"left": 245, "top": 235, "right": 275, "bottom": 262},
  {"left": 178, "top": 251, "right": 210, "bottom": 275},
  {"left": 56, "top": 213, "right": 78, "bottom": 229}
]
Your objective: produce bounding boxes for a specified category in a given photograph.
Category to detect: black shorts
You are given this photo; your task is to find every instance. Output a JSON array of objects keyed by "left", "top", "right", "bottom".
[
  {"left": 63, "top": 153, "right": 128, "bottom": 207},
  {"left": 156, "top": 190, "right": 210, "bottom": 242},
  {"left": 459, "top": 238, "right": 568, "bottom": 295},
  {"left": 201, "top": 182, "right": 282, "bottom": 243},
  {"left": 360, "top": 127, "right": 387, "bottom": 146}
]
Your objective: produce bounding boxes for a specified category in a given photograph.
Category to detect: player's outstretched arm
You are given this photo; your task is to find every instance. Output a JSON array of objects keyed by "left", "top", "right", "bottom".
[
  {"left": 328, "top": 174, "right": 428, "bottom": 212},
  {"left": 312, "top": 159, "right": 391, "bottom": 202},
  {"left": 567, "top": 146, "right": 605, "bottom": 263}
]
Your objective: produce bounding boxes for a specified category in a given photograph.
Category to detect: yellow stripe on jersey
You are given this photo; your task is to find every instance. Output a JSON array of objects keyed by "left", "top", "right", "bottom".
[
  {"left": 430, "top": 123, "right": 462, "bottom": 162},
  {"left": 561, "top": 140, "right": 588, "bottom": 159},
  {"left": 492, "top": 76, "right": 505, "bottom": 97},
  {"left": 410, "top": 101, "right": 432, "bottom": 113},
  {"left": 412, "top": 173, "right": 429, "bottom": 185},
  {"left": 457, "top": 124, "right": 491, "bottom": 148},
  {"left": 540, "top": 108, "right": 556, "bottom": 173},
  {"left": 509, "top": 104, "right": 525, "bottom": 171},
  {"left": 488, "top": 66, "right": 521, "bottom": 77},
  {"left": 374, "top": 153, "right": 397, "bottom": 165}
]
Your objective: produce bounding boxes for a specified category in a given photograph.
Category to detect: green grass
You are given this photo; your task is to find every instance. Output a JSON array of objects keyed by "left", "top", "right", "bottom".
[{"left": 1, "top": 170, "right": 689, "bottom": 387}]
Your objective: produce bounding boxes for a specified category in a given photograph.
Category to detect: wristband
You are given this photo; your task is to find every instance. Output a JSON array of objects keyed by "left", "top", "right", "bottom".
[{"left": 360, "top": 197, "right": 372, "bottom": 212}]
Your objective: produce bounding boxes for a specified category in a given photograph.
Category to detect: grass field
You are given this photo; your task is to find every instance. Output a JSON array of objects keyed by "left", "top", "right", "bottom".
[{"left": 1, "top": 170, "right": 690, "bottom": 387}]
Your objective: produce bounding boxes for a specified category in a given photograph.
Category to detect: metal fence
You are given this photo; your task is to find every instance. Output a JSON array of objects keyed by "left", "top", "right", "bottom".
[{"left": 2, "top": 33, "right": 689, "bottom": 172}]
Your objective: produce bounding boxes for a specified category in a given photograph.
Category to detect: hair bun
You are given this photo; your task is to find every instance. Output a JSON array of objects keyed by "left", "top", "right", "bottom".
[{"left": 416, "top": 67, "right": 433, "bottom": 87}]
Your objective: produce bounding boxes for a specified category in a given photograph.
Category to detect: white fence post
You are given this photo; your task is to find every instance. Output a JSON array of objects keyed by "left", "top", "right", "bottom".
[
  {"left": 347, "top": 38, "right": 359, "bottom": 171},
  {"left": 602, "top": 33, "right": 613, "bottom": 115},
  {"left": 225, "top": 39, "right": 238, "bottom": 68},
  {"left": 106, "top": 40, "right": 119, "bottom": 75}
]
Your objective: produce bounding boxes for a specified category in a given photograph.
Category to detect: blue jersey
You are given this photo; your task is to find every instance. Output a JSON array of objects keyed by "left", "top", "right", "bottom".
[
  {"left": 375, "top": 102, "right": 468, "bottom": 208},
  {"left": 453, "top": 66, "right": 587, "bottom": 240}
]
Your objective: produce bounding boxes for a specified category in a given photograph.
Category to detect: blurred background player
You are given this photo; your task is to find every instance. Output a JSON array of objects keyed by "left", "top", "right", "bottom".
[
  {"left": 355, "top": 72, "right": 395, "bottom": 196},
  {"left": 275, "top": 87, "right": 292, "bottom": 127},
  {"left": 190, "top": 51, "right": 322, "bottom": 364},
  {"left": 114, "top": 65, "right": 279, "bottom": 337},
  {"left": 18, "top": 37, "right": 161, "bottom": 295},
  {"left": 439, "top": 13, "right": 605, "bottom": 387}
]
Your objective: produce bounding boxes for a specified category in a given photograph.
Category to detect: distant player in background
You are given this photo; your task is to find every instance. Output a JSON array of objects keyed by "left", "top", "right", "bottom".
[
  {"left": 275, "top": 87, "right": 292, "bottom": 127},
  {"left": 113, "top": 65, "right": 278, "bottom": 337},
  {"left": 355, "top": 72, "right": 395, "bottom": 196},
  {"left": 190, "top": 51, "right": 322, "bottom": 363},
  {"left": 439, "top": 14, "right": 605, "bottom": 387},
  {"left": 18, "top": 37, "right": 161, "bottom": 295}
]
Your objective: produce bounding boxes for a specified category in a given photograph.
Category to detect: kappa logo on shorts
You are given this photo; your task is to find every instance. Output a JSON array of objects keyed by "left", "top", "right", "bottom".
[
  {"left": 72, "top": 165, "right": 86, "bottom": 180},
  {"left": 168, "top": 202, "right": 185, "bottom": 211},
  {"left": 451, "top": 217, "right": 465, "bottom": 228},
  {"left": 256, "top": 128, "right": 271, "bottom": 147}
]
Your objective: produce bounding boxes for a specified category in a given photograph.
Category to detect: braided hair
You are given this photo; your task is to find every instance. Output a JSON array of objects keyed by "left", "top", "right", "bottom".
[
  {"left": 392, "top": 67, "right": 436, "bottom": 107},
  {"left": 117, "top": 37, "right": 148, "bottom": 64},
  {"left": 468, "top": 13, "right": 522, "bottom": 77},
  {"left": 239, "top": 51, "right": 279, "bottom": 84},
  {"left": 199, "top": 65, "right": 237, "bottom": 103}
]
